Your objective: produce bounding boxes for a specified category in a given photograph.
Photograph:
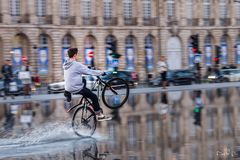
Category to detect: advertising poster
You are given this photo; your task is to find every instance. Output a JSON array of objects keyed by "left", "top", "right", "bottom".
[
  {"left": 188, "top": 46, "right": 194, "bottom": 67},
  {"left": 145, "top": 47, "right": 154, "bottom": 72},
  {"left": 125, "top": 47, "right": 135, "bottom": 71},
  {"left": 236, "top": 44, "right": 240, "bottom": 64},
  {"left": 84, "top": 47, "right": 94, "bottom": 66},
  {"left": 205, "top": 45, "right": 212, "bottom": 66},
  {"left": 105, "top": 47, "right": 113, "bottom": 70},
  {"left": 11, "top": 48, "right": 22, "bottom": 74},
  {"left": 62, "top": 47, "right": 69, "bottom": 64},
  {"left": 221, "top": 45, "right": 228, "bottom": 65},
  {"left": 38, "top": 47, "right": 48, "bottom": 75}
]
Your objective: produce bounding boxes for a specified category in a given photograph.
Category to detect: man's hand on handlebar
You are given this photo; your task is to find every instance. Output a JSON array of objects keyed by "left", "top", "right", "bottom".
[{"left": 101, "top": 72, "right": 107, "bottom": 76}]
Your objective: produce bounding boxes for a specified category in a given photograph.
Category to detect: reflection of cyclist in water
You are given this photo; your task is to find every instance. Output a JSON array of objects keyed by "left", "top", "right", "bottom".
[
  {"left": 72, "top": 138, "right": 109, "bottom": 160},
  {"left": 63, "top": 48, "right": 111, "bottom": 121}
]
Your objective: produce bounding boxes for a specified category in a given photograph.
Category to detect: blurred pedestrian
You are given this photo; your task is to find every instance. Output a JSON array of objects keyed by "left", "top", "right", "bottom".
[
  {"left": 157, "top": 56, "right": 168, "bottom": 89},
  {"left": 1, "top": 59, "right": 13, "bottom": 96},
  {"left": 19, "top": 56, "right": 32, "bottom": 97}
]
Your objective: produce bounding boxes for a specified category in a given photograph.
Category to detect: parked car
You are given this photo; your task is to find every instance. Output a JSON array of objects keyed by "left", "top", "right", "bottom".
[
  {"left": 204, "top": 70, "right": 229, "bottom": 83},
  {"left": 48, "top": 75, "right": 97, "bottom": 94},
  {"left": 168, "top": 69, "right": 197, "bottom": 85},
  {"left": 101, "top": 70, "right": 139, "bottom": 87},
  {"left": 221, "top": 69, "right": 240, "bottom": 82}
]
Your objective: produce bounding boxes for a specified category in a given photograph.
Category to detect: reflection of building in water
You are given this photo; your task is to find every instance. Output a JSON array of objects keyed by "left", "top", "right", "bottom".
[
  {"left": 0, "top": 88, "right": 240, "bottom": 159},
  {"left": 98, "top": 89, "right": 240, "bottom": 160}
]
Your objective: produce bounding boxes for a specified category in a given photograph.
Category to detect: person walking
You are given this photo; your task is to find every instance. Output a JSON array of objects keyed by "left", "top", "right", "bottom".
[
  {"left": 19, "top": 56, "right": 32, "bottom": 97},
  {"left": 1, "top": 59, "right": 13, "bottom": 96},
  {"left": 157, "top": 56, "right": 168, "bottom": 89}
]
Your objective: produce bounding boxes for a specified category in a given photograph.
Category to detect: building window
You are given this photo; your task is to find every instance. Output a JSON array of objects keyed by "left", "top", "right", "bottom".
[
  {"left": 186, "top": 0, "right": 193, "bottom": 19},
  {"left": 236, "top": 2, "right": 240, "bottom": 25},
  {"left": 143, "top": 0, "right": 151, "bottom": 19},
  {"left": 36, "top": 0, "right": 46, "bottom": 16},
  {"left": 60, "top": 0, "right": 69, "bottom": 18},
  {"left": 62, "top": 35, "right": 71, "bottom": 48},
  {"left": 203, "top": 0, "right": 211, "bottom": 18},
  {"left": 104, "top": 0, "right": 112, "bottom": 18},
  {"left": 204, "top": 35, "right": 213, "bottom": 66},
  {"left": 219, "top": 0, "right": 228, "bottom": 18},
  {"left": 167, "top": 0, "right": 175, "bottom": 17},
  {"left": 82, "top": 0, "right": 91, "bottom": 18},
  {"left": 124, "top": 0, "right": 133, "bottom": 18},
  {"left": 10, "top": 0, "right": 21, "bottom": 16},
  {"left": 39, "top": 34, "right": 48, "bottom": 47}
]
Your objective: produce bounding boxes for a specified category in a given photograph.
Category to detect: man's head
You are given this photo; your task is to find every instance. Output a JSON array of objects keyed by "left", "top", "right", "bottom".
[
  {"left": 4, "top": 59, "right": 11, "bottom": 65},
  {"left": 68, "top": 48, "right": 78, "bottom": 60}
]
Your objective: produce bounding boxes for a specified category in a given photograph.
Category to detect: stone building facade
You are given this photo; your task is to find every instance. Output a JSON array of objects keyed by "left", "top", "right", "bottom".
[{"left": 1, "top": 0, "right": 240, "bottom": 82}]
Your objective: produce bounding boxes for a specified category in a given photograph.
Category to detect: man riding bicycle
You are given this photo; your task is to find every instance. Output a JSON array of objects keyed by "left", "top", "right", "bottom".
[{"left": 63, "top": 48, "right": 111, "bottom": 121}]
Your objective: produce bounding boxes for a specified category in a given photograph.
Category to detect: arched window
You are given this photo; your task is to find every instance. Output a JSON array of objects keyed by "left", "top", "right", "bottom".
[
  {"left": 36, "top": 0, "right": 46, "bottom": 16},
  {"left": 60, "top": 0, "right": 69, "bottom": 18},
  {"left": 186, "top": 0, "right": 193, "bottom": 19},
  {"left": 143, "top": 0, "right": 151, "bottom": 19},
  {"left": 125, "top": 35, "right": 135, "bottom": 71},
  {"left": 38, "top": 34, "right": 49, "bottom": 75},
  {"left": 10, "top": 0, "right": 20, "bottom": 16},
  {"left": 39, "top": 34, "right": 48, "bottom": 47},
  {"left": 82, "top": 0, "right": 91, "bottom": 18},
  {"left": 105, "top": 35, "right": 116, "bottom": 70},
  {"left": 204, "top": 35, "right": 213, "bottom": 66},
  {"left": 62, "top": 35, "right": 72, "bottom": 63},
  {"left": 123, "top": 0, "right": 133, "bottom": 18},
  {"left": 220, "top": 35, "right": 228, "bottom": 64},
  {"left": 167, "top": 0, "right": 175, "bottom": 17},
  {"left": 145, "top": 35, "right": 154, "bottom": 72},
  {"left": 104, "top": 0, "right": 112, "bottom": 18}
]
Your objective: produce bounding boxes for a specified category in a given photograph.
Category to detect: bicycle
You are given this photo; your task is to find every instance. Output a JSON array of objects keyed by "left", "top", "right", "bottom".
[{"left": 67, "top": 75, "right": 129, "bottom": 137}]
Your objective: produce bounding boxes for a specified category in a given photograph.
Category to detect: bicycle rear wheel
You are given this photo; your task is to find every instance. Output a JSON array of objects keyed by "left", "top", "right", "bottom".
[
  {"left": 102, "top": 78, "right": 129, "bottom": 109},
  {"left": 72, "top": 105, "right": 97, "bottom": 137}
]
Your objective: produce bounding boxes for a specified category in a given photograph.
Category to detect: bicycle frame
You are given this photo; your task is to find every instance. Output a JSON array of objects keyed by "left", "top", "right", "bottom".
[{"left": 67, "top": 76, "right": 107, "bottom": 113}]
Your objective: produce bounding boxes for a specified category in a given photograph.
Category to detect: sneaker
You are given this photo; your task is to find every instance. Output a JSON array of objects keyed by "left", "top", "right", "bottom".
[
  {"left": 97, "top": 113, "right": 112, "bottom": 122},
  {"left": 64, "top": 100, "right": 72, "bottom": 112}
]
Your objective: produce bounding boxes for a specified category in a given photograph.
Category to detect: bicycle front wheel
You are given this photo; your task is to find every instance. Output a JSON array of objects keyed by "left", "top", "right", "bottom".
[
  {"left": 102, "top": 78, "right": 129, "bottom": 109},
  {"left": 72, "top": 105, "right": 97, "bottom": 137}
]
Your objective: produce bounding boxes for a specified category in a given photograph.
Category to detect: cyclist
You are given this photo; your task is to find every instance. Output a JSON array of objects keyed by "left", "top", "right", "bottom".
[{"left": 63, "top": 48, "right": 111, "bottom": 121}]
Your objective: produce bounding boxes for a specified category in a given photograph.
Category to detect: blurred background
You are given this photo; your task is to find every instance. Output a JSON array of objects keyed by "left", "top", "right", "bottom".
[{"left": 1, "top": 0, "right": 240, "bottom": 159}]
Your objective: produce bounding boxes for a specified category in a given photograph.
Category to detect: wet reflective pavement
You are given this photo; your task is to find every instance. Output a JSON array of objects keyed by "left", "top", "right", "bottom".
[{"left": 1, "top": 87, "right": 240, "bottom": 159}]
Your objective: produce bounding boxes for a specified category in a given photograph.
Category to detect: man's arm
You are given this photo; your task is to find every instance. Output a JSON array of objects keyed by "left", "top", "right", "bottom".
[{"left": 76, "top": 63, "right": 104, "bottom": 76}]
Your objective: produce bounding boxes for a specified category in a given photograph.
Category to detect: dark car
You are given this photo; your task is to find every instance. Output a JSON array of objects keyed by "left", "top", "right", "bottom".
[
  {"left": 101, "top": 71, "right": 139, "bottom": 87},
  {"left": 168, "top": 69, "right": 196, "bottom": 85}
]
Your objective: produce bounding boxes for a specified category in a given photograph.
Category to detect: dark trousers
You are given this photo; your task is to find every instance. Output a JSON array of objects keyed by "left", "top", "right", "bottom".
[
  {"left": 64, "top": 87, "right": 102, "bottom": 114},
  {"left": 4, "top": 79, "right": 10, "bottom": 94}
]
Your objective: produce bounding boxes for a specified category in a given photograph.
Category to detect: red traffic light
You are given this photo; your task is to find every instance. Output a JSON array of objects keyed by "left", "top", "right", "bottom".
[
  {"left": 192, "top": 48, "right": 197, "bottom": 53},
  {"left": 214, "top": 57, "right": 219, "bottom": 62}
]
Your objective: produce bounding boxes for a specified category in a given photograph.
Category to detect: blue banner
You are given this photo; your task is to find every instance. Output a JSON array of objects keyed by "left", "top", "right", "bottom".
[
  {"left": 221, "top": 45, "right": 228, "bottom": 65},
  {"left": 205, "top": 45, "right": 212, "bottom": 66},
  {"left": 11, "top": 48, "right": 22, "bottom": 74},
  {"left": 62, "top": 47, "right": 69, "bottom": 64},
  {"left": 125, "top": 47, "right": 135, "bottom": 71},
  {"left": 38, "top": 47, "right": 48, "bottom": 75},
  {"left": 105, "top": 48, "right": 113, "bottom": 70},
  {"left": 145, "top": 47, "right": 154, "bottom": 72},
  {"left": 84, "top": 48, "right": 94, "bottom": 66},
  {"left": 236, "top": 44, "right": 240, "bottom": 64},
  {"left": 188, "top": 46, "right": 194, "bottom": 67}
]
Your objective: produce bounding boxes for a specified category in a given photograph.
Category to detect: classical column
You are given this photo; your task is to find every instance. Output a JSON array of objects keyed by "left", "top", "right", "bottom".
[
  {"left": 28, "top": 0, "right": 37, "bottom": 24},
  {"left": 117, "top": 0, "right": 124, "bottom": 26},
  {"left": 52, "top": 0, "right": 60, "bottom": 25},
  {"left": 2, "top": 0, "right": 11, "bottom": 24}
]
